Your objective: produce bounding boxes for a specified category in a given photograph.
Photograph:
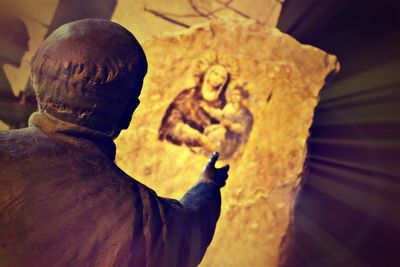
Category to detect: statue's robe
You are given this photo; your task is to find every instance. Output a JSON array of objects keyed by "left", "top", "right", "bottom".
[{"left": 0, "top": 112, "right": 221, "bottom": 267}]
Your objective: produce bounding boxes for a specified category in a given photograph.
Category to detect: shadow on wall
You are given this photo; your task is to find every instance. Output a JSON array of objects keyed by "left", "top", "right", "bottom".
[
  {"left": 0, "top": 15, "right": 35, "bottom": 129},
  {"left": 0, "top": 0, "right": 117, "bottom": 129}
]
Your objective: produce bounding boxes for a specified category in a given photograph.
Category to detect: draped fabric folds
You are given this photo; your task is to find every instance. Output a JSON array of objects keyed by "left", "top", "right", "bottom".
[{"left": 0, "top": 111, "right": 221, "bottom": 267}]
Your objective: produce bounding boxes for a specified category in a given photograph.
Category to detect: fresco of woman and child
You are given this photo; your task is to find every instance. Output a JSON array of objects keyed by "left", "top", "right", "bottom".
[{"left": 159, "top": 56, "right": 253, "bottom": 160}]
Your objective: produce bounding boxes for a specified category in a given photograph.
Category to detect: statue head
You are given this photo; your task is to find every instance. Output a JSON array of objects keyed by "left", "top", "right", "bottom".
[
  {"left": 0, "top": 15, "right": 29, "bottom": 67},
  {"left": 31, "top": 19, "right": 147, "bottom": 138},
  {"left": 201, "top": 64, "right": 229, "bottom": 102}
]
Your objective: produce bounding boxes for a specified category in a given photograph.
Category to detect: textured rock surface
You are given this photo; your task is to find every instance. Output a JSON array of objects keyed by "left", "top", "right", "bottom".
[
  {"left": 115, "top": 19, "right": 339, "bottom": 267},
  {"left": 112, "top": 0, "right": 282, "bottom": 41}
]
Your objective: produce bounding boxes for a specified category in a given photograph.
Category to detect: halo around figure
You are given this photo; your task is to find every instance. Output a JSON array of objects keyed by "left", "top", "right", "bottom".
[{"left": 193, "top": 51, "right": 240, "bottom": 84}]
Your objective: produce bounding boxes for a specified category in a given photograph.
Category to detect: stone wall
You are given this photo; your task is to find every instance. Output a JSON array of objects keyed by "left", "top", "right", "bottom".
[{"left": 116, "top": 19, "right": 339, "bottom": 267}]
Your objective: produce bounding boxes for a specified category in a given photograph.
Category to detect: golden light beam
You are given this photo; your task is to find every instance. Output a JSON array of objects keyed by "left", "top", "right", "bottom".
[
  {"left": 308, "top": 155, "right": 399, "bottom": 182},
  {"left": 306, "top": 173, "right": 400, "bottom": 230},
  {"left": 319, "top": 82, "right": 400, "bottom": 110},
  {"left": 310, "top": 138, "right": 400, "bottom": 149},
  {"left": 295, "top": 210, "right": 370, "bottom": 267},
  {"left": 308, "top": 160, "right": 400, "bottom": 195},
  {"left": 321, "top": 60, "right": 400, "bottom": 102},
  {"left": 313, "top": 106, "right": 400, "bottom": 125}
]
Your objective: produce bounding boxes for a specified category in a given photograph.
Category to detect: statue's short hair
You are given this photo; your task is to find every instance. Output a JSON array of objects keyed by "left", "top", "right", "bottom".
[{"left": 31, "top": 19, "right": 147, "bottom": 135}]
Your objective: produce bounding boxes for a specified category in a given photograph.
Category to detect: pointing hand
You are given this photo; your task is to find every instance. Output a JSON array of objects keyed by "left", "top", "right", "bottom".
[{"left": 200, "top": 152, "right": 229, "bottom": 188}]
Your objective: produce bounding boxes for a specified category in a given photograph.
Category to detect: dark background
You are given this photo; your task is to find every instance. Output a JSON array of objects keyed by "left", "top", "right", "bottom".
[{"left": 278, "top": 1, "right": 400, "bottom": 266}]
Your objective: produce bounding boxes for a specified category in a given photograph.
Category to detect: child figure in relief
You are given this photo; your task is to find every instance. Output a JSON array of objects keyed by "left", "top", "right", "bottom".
[{"left": 200, "top": 83, "right": 253, "bottom": 160}]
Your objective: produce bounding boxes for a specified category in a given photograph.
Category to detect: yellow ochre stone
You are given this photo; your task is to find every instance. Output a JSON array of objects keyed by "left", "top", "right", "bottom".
[{"left": 115, "top": 19, "right": 339, "bottom": 267}]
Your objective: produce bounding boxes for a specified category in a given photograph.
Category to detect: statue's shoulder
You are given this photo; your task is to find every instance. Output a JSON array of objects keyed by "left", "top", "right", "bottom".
[
  {"left": 0, "top": 127, "right": 52, "bottom": 159},
  {"left": 0, "top": 127, "right": 37, "bottom": 145}
]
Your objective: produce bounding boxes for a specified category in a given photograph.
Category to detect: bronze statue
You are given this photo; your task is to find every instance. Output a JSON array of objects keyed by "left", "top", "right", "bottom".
[{"left": 0, "top": 19, "right": 229, "bottom": 267}]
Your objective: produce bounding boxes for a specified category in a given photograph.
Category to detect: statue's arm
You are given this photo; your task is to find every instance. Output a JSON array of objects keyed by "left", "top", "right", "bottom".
[
  {"left": 178, "top": 152, "right": 228, "bottom": 266},
  {"left": 143, "top": 153, "right": 228, "bottom": 267},
  {"left": 178, "top": 179, "right": 221, "bottom": 266}
]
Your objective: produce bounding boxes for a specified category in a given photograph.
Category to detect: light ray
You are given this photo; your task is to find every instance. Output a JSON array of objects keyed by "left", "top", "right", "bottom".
[
  {"left": 308, "top": 161, "right": 400, "bottom": 194},
  {"left": 308, "top": 155, "right": 400, "bottom": 178},
  {"left": 295, "top": 210, "right": 371, "bottom": 267},
  {"left": 306, "top": 173, "right": 400, "bottom": 229}
]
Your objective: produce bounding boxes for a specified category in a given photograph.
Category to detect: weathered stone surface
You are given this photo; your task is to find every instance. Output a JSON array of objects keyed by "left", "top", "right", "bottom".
[
  {"left": 112, "top": 0, "right": 282, "bottom": 41},
  {"left": 115, "top": 19, "right": 339, "bottom": 267}
]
